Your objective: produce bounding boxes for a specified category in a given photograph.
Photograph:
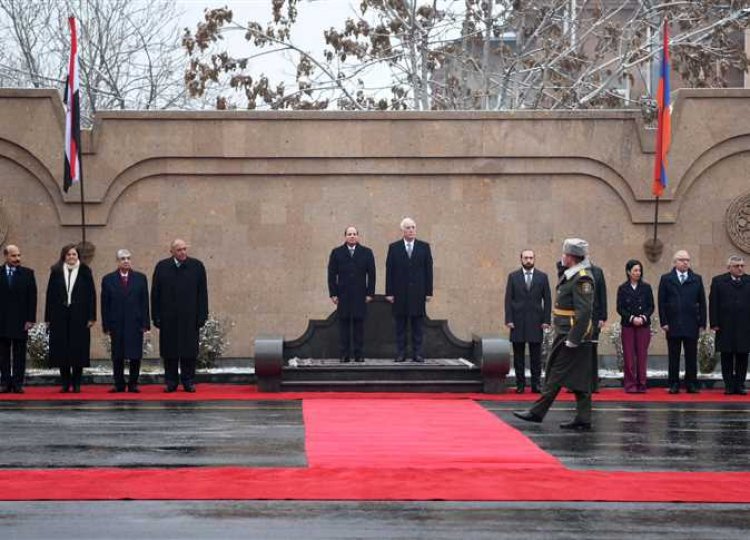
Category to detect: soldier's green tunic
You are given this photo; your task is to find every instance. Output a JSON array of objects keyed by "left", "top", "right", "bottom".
[
  {"left": 529, "top": 260, "right": 595, "bottom": 423},
  {"left": 546, "top": 262, "right": 596, "bottom": 392}
]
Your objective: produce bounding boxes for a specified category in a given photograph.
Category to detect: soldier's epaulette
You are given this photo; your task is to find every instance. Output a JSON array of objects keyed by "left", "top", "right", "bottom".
[{"left": 578, "top": 269, "right": 590, "bottom": 278}]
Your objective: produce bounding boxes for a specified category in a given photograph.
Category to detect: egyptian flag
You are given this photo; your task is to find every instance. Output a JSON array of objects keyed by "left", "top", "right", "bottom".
[
  {"left": 63, "top": 16, "right": 82, "bottom": 193},
  {"left": 652, "top": 19, "right": 671, "bottom": 198}
]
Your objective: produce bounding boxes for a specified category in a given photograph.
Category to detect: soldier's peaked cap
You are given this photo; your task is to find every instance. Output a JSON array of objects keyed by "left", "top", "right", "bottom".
[{"left": 563, "top": 238, "right": 589, "bottom": 257}]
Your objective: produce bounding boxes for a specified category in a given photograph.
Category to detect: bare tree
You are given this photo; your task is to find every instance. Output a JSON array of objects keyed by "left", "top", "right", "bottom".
[
  {"left": 183, "top": 0, "right": 750, "bottom": 112},
  {"left": 0, "top": 0, "right": 189, "bottom": 124}
]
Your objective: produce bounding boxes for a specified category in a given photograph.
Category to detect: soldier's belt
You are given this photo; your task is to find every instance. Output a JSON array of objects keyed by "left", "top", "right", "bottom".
[{"left": 553, "top": 308, "right": 576, "bottom": 316}]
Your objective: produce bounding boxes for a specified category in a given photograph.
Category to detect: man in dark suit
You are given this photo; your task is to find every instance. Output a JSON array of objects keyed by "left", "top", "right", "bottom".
[
  {"left": 101, "top": 249, "right": 150, "bottom": 393},
  {"left": 504, "top": 249, "right": 551, "bottom": 393},
  {"left": 328, "top": 226, "right": 376, "bottom": 363},
  {"left": 152, "top": 239, "right": 208, "bottom": 393},
  {"left": 658, "top": 249, "right": 707, "bottom": 394},
  {"left": 385, "top": 217, "right": 433, "bottom": 362},
  {"left": 709, "top": 255, "right": 750, "bottom": 395},
  {"left": 0, "top": 245, "right": 37, "bottom": 393},
  {"left": 589, "top": 262, "right": 608, "bottom": 392}
]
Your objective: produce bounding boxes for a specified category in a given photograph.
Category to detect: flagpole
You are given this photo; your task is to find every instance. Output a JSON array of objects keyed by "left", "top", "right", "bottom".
[{"left": 79, "top": 169, "right": 87, "bottom": 245}]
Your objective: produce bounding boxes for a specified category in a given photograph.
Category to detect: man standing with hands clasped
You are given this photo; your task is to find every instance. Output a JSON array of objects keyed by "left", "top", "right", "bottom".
[
  {"left": 386, "top": 217, "right": 433, "bottom": 363},
  {"left": 658, "top": 249, "right": 706, "bottom": 394},
  {"left": 101, "top": 249, "right": 150, "bottom": 393},
  {"left": 514, "top": 238, "right": 596, "bottom": 431},
  {"left": 504, "top": 249, "right": 551, "bottom": 394}
]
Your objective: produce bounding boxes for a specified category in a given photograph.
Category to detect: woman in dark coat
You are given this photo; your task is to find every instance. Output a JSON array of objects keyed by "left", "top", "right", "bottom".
[
  {"left": 45, "top": 243, "right": 97, "bottom": 393},
  {"left": 616, "top": 259, "right": 654, "bottom": 393}
]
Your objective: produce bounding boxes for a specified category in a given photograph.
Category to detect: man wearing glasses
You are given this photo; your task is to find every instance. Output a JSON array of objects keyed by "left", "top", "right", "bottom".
[
  {"left": 658, "top": 250, "right": 707, "bottom": 394},
  {"left": 709, "top": 255, "right": 750, "bottom": 395}
]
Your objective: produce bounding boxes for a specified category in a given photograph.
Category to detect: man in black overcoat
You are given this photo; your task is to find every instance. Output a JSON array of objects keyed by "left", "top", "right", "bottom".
[
  {"left": 151, "top": 239, "right": 208, "bottom": 393},
  {"left": 385, "top": 217, "right": 433, "bottom": 362},
  {"left": 589, "top": 262, "right": 608, "bottom": 392},
  {"left": 504, "top": 249, "right": 551, "bottom": 393},
  {"left": 102, "top": 249, "right": 150, "bottom": 393},
  {"left": 709, "top": 255, "right": 750, "bottom": 395},
  {"left": 0, "top": 245, "right": 37, "bottom": 393},
  {"left": 658, "top": 249, "right": 707, "bottom": 394},
  {"left": 328, "top": 226, "right": 376, "bottom": 363}
]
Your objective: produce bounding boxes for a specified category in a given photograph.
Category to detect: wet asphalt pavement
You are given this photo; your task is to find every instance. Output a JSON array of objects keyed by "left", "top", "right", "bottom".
[{"left": 0, "top": 398, "right": 749, "bottom": 538}]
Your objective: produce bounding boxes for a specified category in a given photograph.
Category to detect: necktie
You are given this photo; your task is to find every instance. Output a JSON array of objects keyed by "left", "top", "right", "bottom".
[
  {"left": 525, "top": 272, "right": 532, "bottom": 290},
  {"left": 121, "top": 274, "right": 128, "bottom": 288},
  {"left": 679, "top": 273, "right": 685, "bottom": 284},
  {"left": 406, "top": 243, "right": 413, "bottom": 258},
  {"left": 349, "top": 248, "right": 355, "bottom": 258},
  {"left": 7, "top": 267, "right": 14, "bottom": 285}
]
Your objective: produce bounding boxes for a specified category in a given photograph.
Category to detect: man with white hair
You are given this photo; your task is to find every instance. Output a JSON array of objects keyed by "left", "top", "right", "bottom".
[
  {"left": 709, "top": 255, "right": 750, "bottom": 395},
  {"left": 101, "top": 249, "right": 150, "bottom": 393},
  {"left": 385, "top": 217, "right": 433, "bottom": 363},
  {"left": 658, "top": 249, "right": 706, "bottom": 394},
  {"left": 514, "top": 238, "right": 596, "bottom": 431}
]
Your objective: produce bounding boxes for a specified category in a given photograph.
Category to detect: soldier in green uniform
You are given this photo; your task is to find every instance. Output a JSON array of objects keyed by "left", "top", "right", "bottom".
[{"left": 514, "top": 238, "right": 596, "bottom": 431}]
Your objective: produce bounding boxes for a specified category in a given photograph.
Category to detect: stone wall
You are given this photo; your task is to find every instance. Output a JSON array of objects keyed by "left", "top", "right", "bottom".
[{"left": 2, "top": 88, "right": 750, "bottom": 358}]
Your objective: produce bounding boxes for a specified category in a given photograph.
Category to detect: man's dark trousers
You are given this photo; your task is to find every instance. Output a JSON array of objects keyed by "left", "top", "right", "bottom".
[
  {"left": 339, "top": 316, "right": 364, "bottom": 359},
  {"left": 667, "top": 337, "right": 698, "bottom": 387},
  {"left": 512, "top": 341, "right": 542, "bottom": 389},
  {"left": 395, "top": 315, "right": 424, "bottom": 359},
  {"left": 164, "top": 357, "right": 195, "bottom": 388},
  {"left": 0, "top": 337, "right": 27, "bottom": 389}
]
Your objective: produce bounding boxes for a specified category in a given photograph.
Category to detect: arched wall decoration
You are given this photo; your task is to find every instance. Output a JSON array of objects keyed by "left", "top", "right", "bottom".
[
  {"left": 0, "top": 198, "right": 9, "bottom": 246},
  {"left": 725, "top": 192, "right": 750, "bottom": 254}
]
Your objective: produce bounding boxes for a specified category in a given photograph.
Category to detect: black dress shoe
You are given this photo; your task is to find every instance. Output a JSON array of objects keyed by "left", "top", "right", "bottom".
[
  {"left": 183, "top": 385, "right": 196, "bottom": 393},
  {"left": 559, "top": 420, "right": 592, "bottom": 431},
  {"left": 108, "top": 387, "right": 126, "bottom": 393},
  {"left": 12, "top": 386, "right": 24, "bottom": 394},
  {"left": 531, "top": 386, "right": 541, "bottom": 394},
  {"left": 395, "top": 356, "right": 406, "bottom": 363},
  {"left": 513, "top": 411, "right": 542, "bottom": 423},
  {"left": 515, "top": 386, "right": 525, "bottom": 394},
  {"left": 72, "top": 385, "right": 81, "bottom": 393},
  {"left": 736, "top": 387, "right": 748, "bottom": 395},
  {"left": 412, "top": 356, "right": 425, "bottom": 363},
  {"left": 340, "top": 357, "right": 351, "bottom": 363},
  {"left": 60, "top": 386, "right": 70, "bottom": 393},
  {"left": 686, "top": 385, "right": 699, "bottom": 394},
  {"left": 128, "top": 385, "right": 141, "bottom": 393},
  {"left": 668, "top": 385, "right": 680, "bottom": 394},
  {"left": 165, "top": 385, "right": 177, "bottom": 393},
  {"left": 0, "top": 385, "right": 10, "bottom": 393},
  {"left": 354, "top": 357, "right": 364, "bottom": 363},
  {"left": 725, "top": 388, "right": 734, "bottom": 395}
]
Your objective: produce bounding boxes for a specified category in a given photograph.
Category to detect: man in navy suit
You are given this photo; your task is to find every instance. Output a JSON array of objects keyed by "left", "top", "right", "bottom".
[
  {"left": 101, "top": 249, "right": 150, "bottom": 393},
  {"left": 0, "top": 245, "right": 37, "bottom": 393},
  {"left": 328, "top": 226, "right": 376, "bottom": 363},
  {"left": 504, "top": 249, "right": 551, "bottom": 393},
  {"left": 386, "top": 217, "right": 433, "bottom": 363},
  {"left": 658, "top": 249, "right": 707, "bottom": 394}
]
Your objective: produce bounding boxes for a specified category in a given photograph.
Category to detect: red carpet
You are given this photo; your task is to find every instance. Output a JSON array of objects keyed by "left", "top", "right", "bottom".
[
  {"left": 1, "top": 466, "right": 749, "bottom": 503},
  {"left": 304, "top": 400, "right": 561, "bottom": 469},
  {"left": 3, "top": 384, "right": 748, "bottom": 402},
  {"left": 2, "top": 392, "right": 750, "bottom": 502}
]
